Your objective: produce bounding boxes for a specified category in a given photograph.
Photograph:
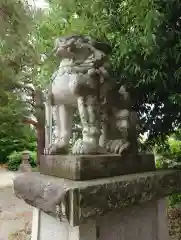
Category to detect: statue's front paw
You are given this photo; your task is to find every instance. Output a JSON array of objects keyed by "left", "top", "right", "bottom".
[
  {"left": 72, "top": 139, "right": 105, "bottom": 155},
  {"left": 106, "top": 140, "right": 130, "bottom": 155},
  {"left": 72, "top": 139, "right": 84, "bottom": 155}
]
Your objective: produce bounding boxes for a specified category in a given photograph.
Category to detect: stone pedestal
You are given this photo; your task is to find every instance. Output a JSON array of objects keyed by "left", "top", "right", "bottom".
[
  {"left": 13, "top": 154, "right": 181, "bottom": 240},
  {"left": 97, "top": 199, "right": 169, "bottom": 240},
  {"left": 31, "top": 199, "right": 169, "bottom": 240},
  {"left": 32, "top": 210, "right": 97, "bottom": 240}
]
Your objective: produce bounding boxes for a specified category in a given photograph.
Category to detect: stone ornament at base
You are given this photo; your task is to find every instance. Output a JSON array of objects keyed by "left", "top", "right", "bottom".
[{"left": 18, "top": 150, "right": 32, "bottom": 173}]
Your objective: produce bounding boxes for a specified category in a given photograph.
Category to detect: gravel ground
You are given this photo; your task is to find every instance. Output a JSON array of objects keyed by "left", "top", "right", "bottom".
[
  {"left": 168, "top": 207, "right": 181, "bottom": 240},
  {"left": 0, "top": 169, "right": 32, "bottom": 240}
]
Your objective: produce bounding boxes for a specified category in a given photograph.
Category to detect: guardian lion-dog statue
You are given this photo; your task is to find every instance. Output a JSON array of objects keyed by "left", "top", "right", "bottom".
[{"left": 47, "top": 35, "right": 139, "bottom": 155}]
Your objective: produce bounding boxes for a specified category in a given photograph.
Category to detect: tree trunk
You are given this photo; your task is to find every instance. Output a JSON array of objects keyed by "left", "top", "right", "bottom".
[
  {"left": 36, "top": 126, "right": 45, "bottom": 166},
  {"left": 34, "top": 89, "right": 45, "bottom": 166},
  {"left": 23, "top": 88, "right": 45, "bottom": 166}
]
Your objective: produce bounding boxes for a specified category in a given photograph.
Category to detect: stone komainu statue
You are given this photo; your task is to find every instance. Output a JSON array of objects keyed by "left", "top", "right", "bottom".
[{"left": 47, "top": 35, "right": 139, "bottom": 155}]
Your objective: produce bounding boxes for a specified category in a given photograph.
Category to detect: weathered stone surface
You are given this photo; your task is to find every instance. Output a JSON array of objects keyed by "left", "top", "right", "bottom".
[
  {"left": 18, "top": 163, "right": 32, "bottom": 172},
  {"left": 14, "top": 173, "right": 71, "bottom": 222},
  {"left": 77, "top": 170, "right": 181, "bottom": 223},
  {"left": 40, "top": 153, "right": 155, "bottom": 180},
  {"left": 14, "top": 170, "right": 181, "bottom": 226}
]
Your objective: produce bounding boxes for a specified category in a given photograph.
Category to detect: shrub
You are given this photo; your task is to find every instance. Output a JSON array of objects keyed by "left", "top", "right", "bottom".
[
  {"left": 155, "top": 134, "right": 181, "bottom": 207},
  {"left": 169, "top": 194, "right": 181, "bottom": 208},
  {"left": 28, "top": 151, "right": 37, "bottom": 168},
  {"left": 7, "top": 150, "right": 37, "bottom": 171}
]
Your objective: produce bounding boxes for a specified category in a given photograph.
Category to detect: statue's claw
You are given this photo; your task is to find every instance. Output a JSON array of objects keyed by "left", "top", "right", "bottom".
[
  {"left": 106, "top": 140, "right": 130, "bottom": 155},
  {"left": 72, "top": 139, "right": 105, "bottom": 155}
]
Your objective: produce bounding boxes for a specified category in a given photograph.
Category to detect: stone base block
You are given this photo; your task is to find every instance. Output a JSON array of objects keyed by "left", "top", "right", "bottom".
[
  {"left": 31, "top": 199, "right": 169, "bottom": 240},
  {"left": 40, "top": 153, "right": 155, "bottom": 180}
]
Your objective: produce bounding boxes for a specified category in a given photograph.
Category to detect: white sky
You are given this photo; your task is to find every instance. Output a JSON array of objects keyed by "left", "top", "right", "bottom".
[{"left": 28, "top": 0, "right": 48, "bottom": 8}]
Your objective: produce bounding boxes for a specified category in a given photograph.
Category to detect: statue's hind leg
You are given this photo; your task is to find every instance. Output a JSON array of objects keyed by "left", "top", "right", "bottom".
[
  {"left": 72, "top": 95, "right": 105, "bottom": 154},
  {"left": 49, "top": 104, "right": 74, "bottom": 154}
]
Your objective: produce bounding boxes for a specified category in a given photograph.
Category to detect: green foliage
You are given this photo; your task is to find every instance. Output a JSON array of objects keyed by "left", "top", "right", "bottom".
[
  {"left": 7, "top": 150, "right": 37, "bottom": 171},
  {"left": 155, "top": 131, "right": 181, "bottom": 206},
  {"left": 169, "top": 193, "right": 181, "bottom": 208},
  {"left": 0, "top": 125, "right": 37, "bottom": 163},
  {"left": 0, "top": 0, "right": 39, "bottom": 162},
  {"left": 28, "top": 151, "right": 37, "bottom": 168},
  {"left": 155, "top": 133, "right": 181, "bottom": 169},
  {"left": 0, "top": 0, "right": 39, "bottom": 75},
  {"left": 7, "top": 151, "right": 22, "bottom": 171}
]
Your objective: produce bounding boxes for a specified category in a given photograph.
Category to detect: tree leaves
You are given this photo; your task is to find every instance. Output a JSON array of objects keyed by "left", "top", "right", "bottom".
[{"left": 0, "top": 0, "right": 38, "bottom": 162}]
